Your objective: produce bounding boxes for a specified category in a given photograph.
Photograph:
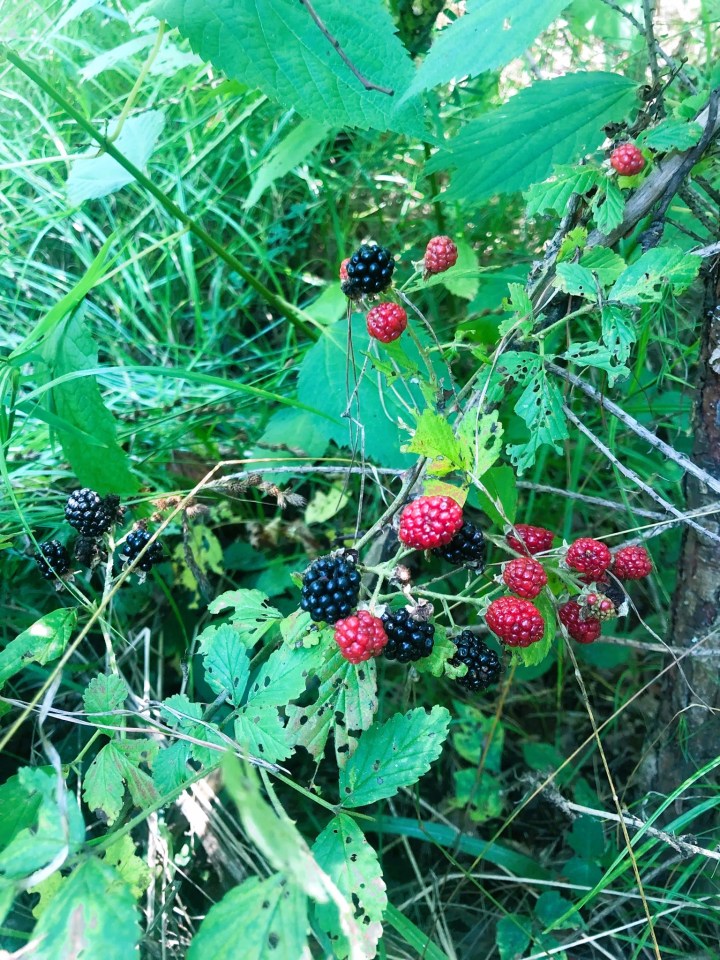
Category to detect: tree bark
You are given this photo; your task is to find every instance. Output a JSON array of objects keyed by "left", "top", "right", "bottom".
[{"left": 647, "top": 262, "right": 720, "bottom": 796}]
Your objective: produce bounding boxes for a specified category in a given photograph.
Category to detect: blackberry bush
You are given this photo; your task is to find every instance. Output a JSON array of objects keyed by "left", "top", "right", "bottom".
[
  {"left": 121, "top": 529, "right": 164, "bottom": 573},
  {"left": 381, "top": 608, "right": 435, "bottom": 662},
  {"left": 35, "top": 540, "right": 70, "bottom": 580},
  {"left": 449, "top": 631, "right": 502, "bottom": 691},
  {"left": 300, "top": 551, "right": 361, "bottom": 624}
]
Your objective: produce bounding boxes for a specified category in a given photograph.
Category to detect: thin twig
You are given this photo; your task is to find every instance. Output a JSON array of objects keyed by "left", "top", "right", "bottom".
[
  {"left": 516, "top": 481, "right": 666, "bottom": 520},
  {"left": 298, "top": 0, "right": 394, "bottom": 96},
  {"left": 641, "top": 0, "right": 662, "bottom": 102},
  {"left": 692, "top": 239, "right": 720, "bottom": 258}
]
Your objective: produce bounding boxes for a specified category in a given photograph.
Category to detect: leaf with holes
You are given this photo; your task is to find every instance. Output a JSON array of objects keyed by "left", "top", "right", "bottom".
[
  {"left": 153, "top": 741, "right": 194, "bottom": 794},
  {"left": 29, "top": 858, "right": 140, "bottom": 960},
  {"left": 235, "top": 705, "right": 294, "bottom": 763},
  {"left": 246, "top": 641, "right": 324, "bottom": 708},
  {"left": 579, "top": 247, "right": 627, "bottom": 285},
  {"left": 506, "top": 366, "right": 568, "bottom": 474},
  {"left": 198, "top": 624, "right": 251, "bottom": 705},
  {"left": 554, "top": 263, "right": 597, "bottom": 299},
  {"left": 602, "top": 304, "right": 636, "bottom": 364},
  {"left": 591, "top": 177, "right": 625, "bottom": 234},
  {"left": 404, "top": 408, "right": 462, "bottom": 476},
  {"left": 83, "top": 741, "right": 159, "bottom": 824},
  {"left": 186, "top": 873, "right": 309, "bottom": 960},
  {"left": 609, "top": 246, "right": 702, "bottom": 304},
  {"left": 563, "top": 342, "right": 629, "bottom": 387},
  {"left": 83, "top": 674, "right": 129, "bottom": 734},
  {"left": 339, "top": 706, "right": 450, "bottom": 808},
  {"left": 457, "top": 408, "right": 504, "bottom": 480},
  {"left": 208, "top": 589, "right": 282, "bottom": 644},
  {"left": 0, "top": 608, "right": 77, "bottom": 691},
  {"left": 312, "top": 814, "right": 387, "bottom": 959}
]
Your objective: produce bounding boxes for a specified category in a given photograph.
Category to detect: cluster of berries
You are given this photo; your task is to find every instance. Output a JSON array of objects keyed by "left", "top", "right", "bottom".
[
  {"left": 339, "top": 236, "right": 459, "bottom": 345},
  {"left": 34, "top": 487, "right": 164, "bottom": 586},
  {"left": 485, "top": 523, "right": 652, "bottom": 647},
  {"left": 298, "top": 494, "right": 500, "bottom": 690}
]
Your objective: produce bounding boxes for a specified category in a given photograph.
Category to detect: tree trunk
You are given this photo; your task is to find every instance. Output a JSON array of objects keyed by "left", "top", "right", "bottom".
[{"left": 646, "top": 263, "right": 720, "bottom": 797}]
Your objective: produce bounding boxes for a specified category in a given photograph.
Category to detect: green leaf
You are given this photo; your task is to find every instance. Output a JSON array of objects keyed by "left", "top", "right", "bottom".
[
  {"left": 562, "top": 341, "right": 629, "bottom": 386},
  {"left": 208, "top": 588, "right": 283, "bottom": 644},
  {"left": 601, "top": 304, "right": 636, "bottom": 364},
  {"left": 468, "top": 464, "right": 518, "bottom": 526},
  {"left": 39, "top": 311, "right": 139, "bottom": 494},
  {"left": 567, "top": 815, "right": 605, "bottom": 860},
  {"left": 451, "top": 700, "right": 504, "bottom": 770},
  {"left": 535, "top": 890, "right": 584, "bottom": 930},
  {"left": 525, "top": 165, "right": 599, "bottom": 217},
  {"left": 30, "top": 858, "right": 140, "bottom": 960},
  {"left": 639, "top": 118, "right": 703, "bottom": 151},
  {"left": 235, "top": 705, "right": 294, "bottom": 763},
  {"left": 186, "top": 874, "right": 309, "bottom": 960},
  {"left": 591, "top": 177, "right": 625, "bottom": 234},
  {"left": 609, "top": 246, "right": 702, "bottom": 304},
  {"left": 312, "top": 814, "right": 387, "bottom": 960},
  {"left": 153, "top": 741, "right": 194, "bottom": 794},
  {"left": 429, "top": 72, "right": 638, "bottom": 204},
  {"left": 512, "top": 592, "right": 556, "bottom": 667},
  {"left": 83, "top": 740, "right": 159, "bottom": 824},
  {"left": 408, "top": 0, "right": 569, "bottom": 95},
  {"left": 506, "top": 365, "right": 568, "bottom": 474},
  {"left": 0, "top": 775, "right": 43, "bottom": 854},
  {"left": 496, "top": 914, "right": 533, "bottom": 960},
  {"left": 0, "top": 769, "right": 84, "bottom": 882},
  {"left": 0, "top": 608, "right": 77, "bottom": 691},
  {"left": 579, "top": 247, "right": 627, "bottom": 285},
  {"left": 405, "top": 408, "right": 462, "bottom": 475},
  {"left": 452, "top": 767, "right": 503, "bottom": 821},
  {"left": 305, "top": 486, "right": 351, "bottom": 525},
  {"left": 339, "top": 705, "right": 450, "bottom": 808},
  {"left": 246, "top": 641, "right": 324, "bottom": 708},
  {"left": 160, "top": 694, "right": 225, "bottom": 767},
  {"left": 83, "top": 674, "right": 129, "bottom": 734},
  {"left": 103, "top": 834, "right": 152, "bottom": 899},
  {"left": 67, "top": 110, "right": 166, "bottom": 204},
  {"left": 456, "top": 408, "right": 504, "bottom": 479},
  {"left": 198, "top": 624, "right": 251, "bottom": 705},
  {"left": 245, "top": 118, "right": 331, "bottom": 209},
  {"left": 554, "top": 263, "right": 597, "bottom": 299},
  {"left": 286, "top": 647, "right": 378, "bottom": 768},
  {"left": 153, "top": 0, "right": 424, "bottom": 135},
  {"left": 437, "top": 237, "right": 480, "bottom": 300},
  {"left": 413, "top": 626, "right": 456, "bottom": 678}
]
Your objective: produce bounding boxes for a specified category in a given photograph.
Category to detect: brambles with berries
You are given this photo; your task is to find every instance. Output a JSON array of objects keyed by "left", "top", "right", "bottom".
[
  {"left": 398, "top": 495, "right": 463, "bottom": 550},
  {"left": 449, "top": 630, "right": 502, "bottom": 691},
  {"left": 341, "top": 243, "right": 395, "bottom": 298},
  {"left": 610, "top": 142, "right": 646, "bottom": 175},
  {"left": 502, "top": 557, "right": 547, "bottom": 599},
  {"left": 423, "top": 235, "right": 458, "bottom": 277},
  {"left": 486, "top": 596, "right": 545, "bottom": 648},
  {"left": 613, "top": 545, "right": 653, "bottom": 580},
  {"left": 565, "top": 537, "right": 612, "bottom": 581},
  {"left": 382, "top": 608, "right": 435, "bottom": 662},
  {"left": 334, "top": 610, "right": 388, "bottom": 664},
  {"left": 558, "top": 600, "right": 602, "bottom": 644},
  {"left": 65, "top": 488, "right": 123, "bottom": 537},
  {"left": 366, "top": 302, "right": 408, "bottom": 343},
  {"left": 35, "top": 540, "right": 70, "bottom": 581},
  {"left": 432, "top": 520, "right": 486, "bottom": 570},
  {"left": 300, "top": 551, "right": 361, "bottom": 624},
  {"left": 506, "top": 524, "right": 555, "bottom": 555}
]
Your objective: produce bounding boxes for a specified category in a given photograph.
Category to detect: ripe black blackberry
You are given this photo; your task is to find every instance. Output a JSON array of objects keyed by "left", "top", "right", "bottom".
[
  {"left": 341, "top": 243, "right": 395, "bottom": 298},
  {"left": 433, "top": 521, "right": 486, "bottom": 571},
  {"left": 35, "top": 540, "right": 70, "bottom": 580},
  {"left": 65, "top": 488, "right": 123, "bottom": 537},
  {"left": 300, "top": 552, "right": 361, "bottom": 624},
  {"left": 381, "top": 609, "right": 435, "bottom": 662},
  {"left": 74, "top": 536, "right": 105, "bottom": 569},
  {"left": 121, "top": 529, "right": 164, "bottom": 572},
  {"left": 449, "top": 630, "right": 501, "bottom": 691}
]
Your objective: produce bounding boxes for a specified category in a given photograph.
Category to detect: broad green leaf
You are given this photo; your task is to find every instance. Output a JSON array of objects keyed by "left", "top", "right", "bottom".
[
  {"left": 468, "top": 464, "right": 518, "bottom": 526},
  {"left": 83, "top": 740, "right": 159, "bottom": 824},
  {"left": 456, "top": 407, "right": 503, "bottom": 479},
  {"left": 601, "top": 304, "right": 636, "bottom": 364},
  {"left": 67, "top": 110, "right": 166, "bottom": 203},
  {"left": 0, "top": 608, "right": 77, "bottom": 691},
  {"left": 579, "top": 247, "right": 627, "bottom": 285},
  {"left": 160, "top": 694, "right": 225, "bottom": 767},
  {"left": 408, "top": 0, "right": 569, "bottom": 95},
  {"left": 83, "top": 674, "right": 129, "bottom": 733},
  {"left": 312, "top": 814, "right": 387, "bottom": 960},
  {"left": 497, "top": 915, "right": 532, "bottom": 960},
  {"left": 404, "top": 408, "right": 461, "bottom": 475},
  {"left": 286, "top": 647, "right": 378, "bottom": 767},
  {"left": 198, "top": 624, "right": 251, "bottom": 705},
  {"left": 535, "top": 890, "right": 584, "bottom": 930},
  {"left": 222, "top": 754, "right": 329, "bottom": 902},
  {"left": 30, "top": 858, "right": 139, "bottom": 960},
  {"left": 554, "top": 263, "right": 597, "bottom": 298},
  {"left": 591, "top": 177, "right": 625, "bottom": 234},
  {"left": 339, "top": 705, "right": 450, "bottom": 808},
  {"left": 235, "top": 705, "right": 294, "bottom": 763},
  {"left": 103, "top": 835, "right": 152, "bottom": 898},
  {"left": 562, "top": 342, "right": 629, "bottom": 386},
  {"left": 39, "top": 311, "right": 139, "bottom": 494},
  {"left": 506, "top": 365, "right": 568, "bottom": 474},
  {"left": 451, "top": 700, "right": 504, "bottom": 770},
  {"left": 429, "top": 72, "right": 638, "bottom": 204},
  {"left": 153, "top": 0, "right": 424, "bottom": 135},
  {"left": 525, "top": 165, "right": 599, "bottom": 217},
  {"left": 0, "top": 775, "right": 43, "bottom": 854},
  {"left": 245, "top": 119, "right": 331, "bottom": 209},
  {"left": 153, "top": 741, "right": 194, "bottom": 793},
  {"left": 0, "top": 769, "right": 84, "bottom": 881},
  {"left": 208, "top": 588, "right": 282, "bottom": 644},
  {"left": 609, "top": 246, "right": 702, "bottom": 304},
  {"left": 245, "top": 641, "right": 324, "bottom": 708},
  {"left": 639, "top": 118, "right": 703, "bottom": 151},
  {"left": 567, "top": 815, "right": 605, "bottom": 860},
  {"left": 186, "top": 874, "right": 309, "bottom": 960},
  {"left": 305, "top": 486, "right": 350, "bottom": 524},
  {"left": 452, "top": 767, "right": 503, "bottom": 821}
]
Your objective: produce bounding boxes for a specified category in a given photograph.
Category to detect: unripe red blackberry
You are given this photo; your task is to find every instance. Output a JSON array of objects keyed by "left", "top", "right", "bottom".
[
  {"left": 423, "top": 236, "right": 458, "bottom": 278},
  {"left": 398, "top": 496, "right": 463, "bottom": 550},
  {"left": 506, "top": 524, "right": 555, "bottom": 556},
  {"left": 612, "top": 545, "right": 652, "bottom": 580},
  {"left": 485, "top": 596, "right": 545, "bottom": 647},
  {"left": 366, "top": 302, "right": 407, "bottom": 343},
  {"left": 610, "top": 143, "right": 646, "bottom": 175},
  {"left": 502, "top": 557, "right": 547, "bottom": 599},
  {"left": 558, "top": 600, "right": 601, "bottom": 644},
  {"left": 334, "top": 610, "right": 388, "bottom": 664},
  {"left": 565, "top": 537, "right": 612, "bottom": 581}
]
